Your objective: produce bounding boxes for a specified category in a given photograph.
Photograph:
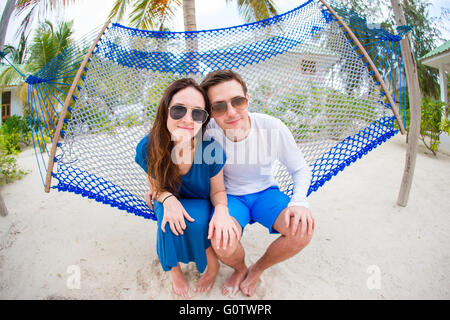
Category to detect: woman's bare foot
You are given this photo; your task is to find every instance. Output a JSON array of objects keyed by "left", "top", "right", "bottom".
[
  {"left": 239, "top": 264, "right": 262, "bottom": 297},
  {"left": 222, "top": 267, "right": 247, "bottom": 298},
  {"left": 170, "top": 265, "right": 191, "bottom": 298}
]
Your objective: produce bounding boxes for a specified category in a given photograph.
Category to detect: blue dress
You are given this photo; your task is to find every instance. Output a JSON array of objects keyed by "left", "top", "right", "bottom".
[{"left": 135, "top": 135, "right": 226, "bottom": 273}]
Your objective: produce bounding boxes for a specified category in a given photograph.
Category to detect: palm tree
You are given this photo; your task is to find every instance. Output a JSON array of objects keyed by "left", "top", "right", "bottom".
[
  {"left": 0, "top": 0, "right": 16, "bottom": 50},
  {"left": 108, "top": 0, "right": 279, "bottom": 31},
  {"left": 14, "top": 0, "right": 76, "bottom": 40},
  {"left": 0, "top": 20, "right": 75, "bottom": 132},
  {"left": 0, "top": 33, "right": 28, "bottom": 91}
]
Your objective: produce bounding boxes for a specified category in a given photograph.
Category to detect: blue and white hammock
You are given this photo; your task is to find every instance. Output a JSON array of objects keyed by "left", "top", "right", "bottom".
[{"left": 9, "top": 0, "right": 409, "bottom": 220}]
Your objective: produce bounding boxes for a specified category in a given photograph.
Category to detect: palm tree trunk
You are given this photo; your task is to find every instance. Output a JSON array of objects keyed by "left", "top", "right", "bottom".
[
  {"left": 182, "top": 0, "right": 198, "bottom": 75},
  {"left": 390, "top": 0, "right": 422, "bottom": 207},
  {"left": 183, "top": 0, "right": 197, "bottom": 32},
  {"left": 0, "top": 0, "right": 16, "bottom": 50}
]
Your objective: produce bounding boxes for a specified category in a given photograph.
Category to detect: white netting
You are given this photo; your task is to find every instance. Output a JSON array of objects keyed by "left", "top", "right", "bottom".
[{"left": 54, "top": 0, "right": 397, "bottom": 219}]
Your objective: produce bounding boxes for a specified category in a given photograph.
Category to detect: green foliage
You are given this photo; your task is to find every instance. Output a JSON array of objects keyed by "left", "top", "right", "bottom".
[
  {"left": 0, "top": 148, "right": 27, "bottom": 185},
  {"left": 0, "top": 115, "right": 32, "bottom": 148},
  {"left": 420, "top": 96, "right": 447, "bottom": 155},
  {"left": 120, "top": 113, "right": 145, "bottom": 127},
  {"left": 0, "top": 132, "right": 20, "bottom": 155},
  {"left": 27, "top": 20, "right": 74, "bottom": 73},
  {"left": 0, "top": 116, "right": 30, "bottom": 185},
  {"left": 108, "top": 0, "right": 279, "bottom": 31}
]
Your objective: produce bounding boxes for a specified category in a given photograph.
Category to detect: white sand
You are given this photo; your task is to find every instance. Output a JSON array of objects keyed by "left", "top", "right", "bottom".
[{"left": 1, "top": 134, "right": 449, "bottom": 300}]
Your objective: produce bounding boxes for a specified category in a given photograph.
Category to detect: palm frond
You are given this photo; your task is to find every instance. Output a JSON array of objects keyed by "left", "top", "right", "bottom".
[
  {"left": 107, "top": 0, "right": 131, "bottom": 23},
  {"left": 0, "top": 66, "right": 24, "bottom": 91},
  {"left": 128, "top": 0, "right": 181, "bottom": 30},
  {"left": 226, "top": 0, "right": 279, "bottom": 23}
]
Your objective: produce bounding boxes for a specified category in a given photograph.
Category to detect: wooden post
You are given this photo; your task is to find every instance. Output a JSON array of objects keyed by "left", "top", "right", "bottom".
[
  {"left": 318, "top": 0, "right": 406, "bottom": 135},
  {"left": 44, "top": 19, "right": 111, "bottom": 193},
  {"left": 0, "top": 193, "right": 7, "bottom": 217},
  {"left": 390, "top": 0, "right": 422, "bottom": 207}
]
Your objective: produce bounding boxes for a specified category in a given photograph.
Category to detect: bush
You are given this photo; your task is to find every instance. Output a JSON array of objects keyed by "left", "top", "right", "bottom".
[
  {"left": 0, "top": 143, "right": 27, "bottom": 185},
  {"left": 0, "top": 115, "right": 31, "bottom": 184},
  {"left": 420, "top": 96, "right": 448, "bottom": 155},
  {"left": 0, "top": 132, "right": 20, "bottom": 155},
  {"left": 0, "top": 115, "right": 32, "bottom": 146}
]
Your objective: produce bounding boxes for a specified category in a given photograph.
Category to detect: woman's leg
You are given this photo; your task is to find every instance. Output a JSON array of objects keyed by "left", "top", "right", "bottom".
[
  {"left": 170, "top": 263, "right": 191, "bottom": 298},
  {"left": 195, "top": 246, "right": 220, "bottom": 292},
  {"left": 154, "top": 198, "right": 213, "bottom": 296}
]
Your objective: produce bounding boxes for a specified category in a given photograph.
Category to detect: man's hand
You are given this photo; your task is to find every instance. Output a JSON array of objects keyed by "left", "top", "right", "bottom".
[
  {"left": 284, "top": 205, "right": 315, "bottom": 238},
  {"left": 145, "top": 190, "right": 154, "bottom": 210},
  {"left": 208, "top": 204, "right": 240, "bottom": 250}
]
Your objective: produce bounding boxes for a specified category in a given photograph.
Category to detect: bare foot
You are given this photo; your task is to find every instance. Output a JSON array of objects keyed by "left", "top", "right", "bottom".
[
  {"left": 170, "top": 266, "right": 191, "bottom": 298},
  {"left": 240, "top": 264, "right": 262, "bottom": 297},
  {"left": 222, "top": 267, "right": 247, "bottom": 298},
  {"left": 195, "top": 267, "right": 218, "bottom": 293}
]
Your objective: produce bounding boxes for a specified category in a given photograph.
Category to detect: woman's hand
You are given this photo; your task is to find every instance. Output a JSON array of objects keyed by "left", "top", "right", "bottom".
[
  {"left": 145, "top": 190, "right": 154, "bottom": 210},
  {"left": 208, "top": 204, "right": 240, "bottom": 250},
  {"left": 161, "top": 195, "right": 195, "bottom": 236}
]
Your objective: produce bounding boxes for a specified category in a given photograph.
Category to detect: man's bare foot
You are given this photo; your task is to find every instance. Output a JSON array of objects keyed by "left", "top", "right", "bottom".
[
  {"left": 171, "top": 266, "right": 191, "bottom": 298},
  {"left": 195, "top": 263, "right": 219, "bottom": 293},
  {"left": 222, "top": 267, "right": 247, "bottom": 298},
  {"left": 195, "top": 270, "right": 218, "bottom": 293},
  {"left": 240, "top": 264, "right": 262, "bottom": 297}
]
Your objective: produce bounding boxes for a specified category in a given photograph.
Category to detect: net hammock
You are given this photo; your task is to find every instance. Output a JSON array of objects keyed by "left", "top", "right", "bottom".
[{"left": 13, "top": 0, "right": 410, "bottom": 220}]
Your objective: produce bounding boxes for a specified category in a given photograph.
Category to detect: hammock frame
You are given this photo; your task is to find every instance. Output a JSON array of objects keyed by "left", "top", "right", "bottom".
[
  {"left": 318, "top": 0, "right": 405, "bottom": 134},
  {"left": 44, "top": 19, "right": 111, "bottom": 192},
  {"left": 43, "top": 0, "right": 406, "bottom": 194}
]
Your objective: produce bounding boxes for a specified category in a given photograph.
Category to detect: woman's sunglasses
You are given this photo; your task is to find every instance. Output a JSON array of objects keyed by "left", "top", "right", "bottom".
[
  {"left": 169, "top": 105, "right": 209, "bottom": 124},
  {"left": 211, "top": 96, "right": 248, "bottom": 116}
]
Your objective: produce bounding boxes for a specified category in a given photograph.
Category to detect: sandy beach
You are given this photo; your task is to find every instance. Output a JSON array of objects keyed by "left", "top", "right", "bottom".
[{"left": 1, "top": 133, "right": 449, "bottom": 300}]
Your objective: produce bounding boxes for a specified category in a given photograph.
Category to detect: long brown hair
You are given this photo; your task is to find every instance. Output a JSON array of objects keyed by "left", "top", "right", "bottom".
[{"left": 147, "top": 78, "right": 210, "bottom": 198}]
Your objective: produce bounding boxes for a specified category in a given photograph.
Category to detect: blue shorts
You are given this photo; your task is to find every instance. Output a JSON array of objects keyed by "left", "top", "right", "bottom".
[{"left": 227, "top": 186, "right": 290, "bottom": 234}]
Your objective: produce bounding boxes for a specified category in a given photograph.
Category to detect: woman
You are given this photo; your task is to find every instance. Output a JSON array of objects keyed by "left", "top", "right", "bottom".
[{"left": 135, "top": 78, "right": 239, "bottom": 297}]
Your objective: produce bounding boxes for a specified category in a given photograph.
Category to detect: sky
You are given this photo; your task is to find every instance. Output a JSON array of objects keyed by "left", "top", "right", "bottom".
[{"left": 1, "top": 0, "right": 449, "bottom": 48}]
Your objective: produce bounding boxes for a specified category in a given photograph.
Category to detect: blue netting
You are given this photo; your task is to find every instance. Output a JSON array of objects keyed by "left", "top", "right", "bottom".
[{"left": 4, "top": 0, "right": 408, "bottom": 220}]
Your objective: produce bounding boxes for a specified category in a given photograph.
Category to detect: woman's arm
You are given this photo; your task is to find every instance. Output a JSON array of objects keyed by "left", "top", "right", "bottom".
[
  {"left": 208, "top": 169, "right": 240, "bottom": 250},
  {"left": 148, "top": 177, "right": 194, "bottom": 236}
]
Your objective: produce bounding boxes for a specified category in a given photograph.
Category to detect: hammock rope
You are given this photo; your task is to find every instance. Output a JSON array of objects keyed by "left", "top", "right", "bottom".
[{"left": 0, "top": 0, "right": 412, "bottom": 220}]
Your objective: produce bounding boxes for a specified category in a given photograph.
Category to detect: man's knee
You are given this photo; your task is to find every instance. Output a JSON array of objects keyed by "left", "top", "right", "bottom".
[
  {"left": 211, "top": 236, "right": 239, "bottom": 259},
  {"left": 288, "top": 224, "right": 314, "bottom": 251}
]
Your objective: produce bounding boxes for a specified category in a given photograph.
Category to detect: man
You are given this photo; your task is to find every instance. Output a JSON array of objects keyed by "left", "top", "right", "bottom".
[
  {"left": 199, "top": 70, "right": 315, "bottom": 297},
  {"left": 146, "top": 70, "right": 315, "bottom": 297}
]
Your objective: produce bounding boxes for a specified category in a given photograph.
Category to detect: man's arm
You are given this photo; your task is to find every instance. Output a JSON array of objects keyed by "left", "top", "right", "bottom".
[
  {"left": 275, "top": 119, "right": 314, "bottom": 237},
  {"left": 276, "top": 120, "right": 312, "bottom": 208}
]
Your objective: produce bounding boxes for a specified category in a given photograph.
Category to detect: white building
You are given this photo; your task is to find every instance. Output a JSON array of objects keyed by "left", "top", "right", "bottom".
[
  {"left": 0, "top": 64, "right": 24, "bottom": 125},
  {"left": 420, "top": 40, "right": 450, "bottom": 154}
]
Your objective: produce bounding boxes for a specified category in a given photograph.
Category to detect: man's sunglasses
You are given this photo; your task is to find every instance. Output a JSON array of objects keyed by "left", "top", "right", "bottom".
[
  {"left": 211, "top": 96, "right": 248, "bottom": 116},
  {"left": 168, "top": 105, "right": 209, "bottom": 124}
]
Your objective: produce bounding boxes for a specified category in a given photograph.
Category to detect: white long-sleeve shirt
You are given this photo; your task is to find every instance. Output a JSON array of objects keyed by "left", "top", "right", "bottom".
[{"left": 205, "top": 112, "right": 312, "bottom": 208}]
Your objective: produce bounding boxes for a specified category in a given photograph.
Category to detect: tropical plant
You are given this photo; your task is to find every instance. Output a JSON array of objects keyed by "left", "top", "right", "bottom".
[
  {"left": 0, "top": 20, "right": 76, "bottom": 131},
  {"left": 341, "top": 0, "right": 442, "bottom": 100},
  {"left": 14, "top": 0, "right": 76, "bottom": 41},
  {"left": 26, "top": 20, "right": 74, "bottom": 73},
  {"left": 107, "top": 0, "right": 279, "bottom": 31},
  {"left": 0, "top": 146, "right": 27, "bottom": 185},
  {"left": 420, "top": 96, "right": 449, "bottom": 155}
]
